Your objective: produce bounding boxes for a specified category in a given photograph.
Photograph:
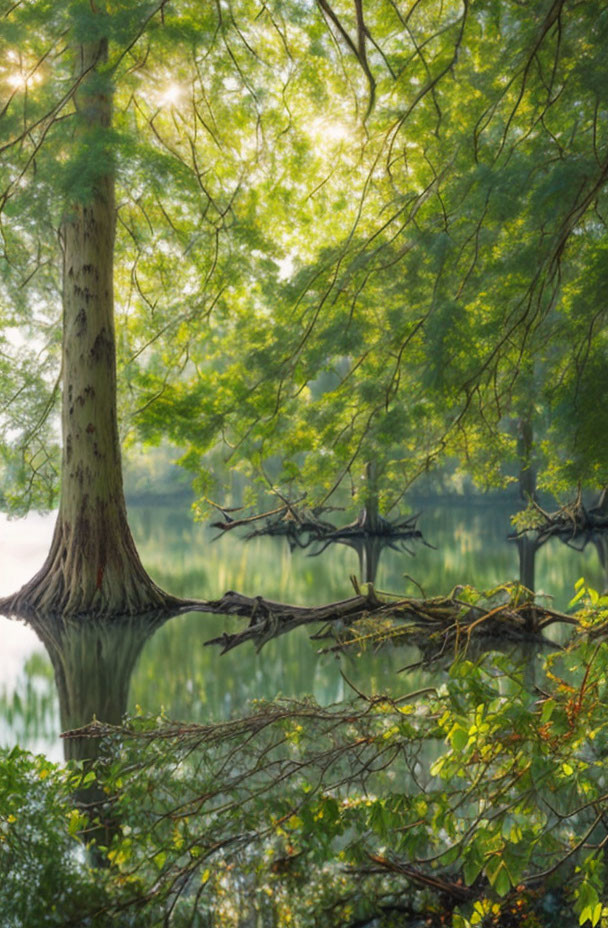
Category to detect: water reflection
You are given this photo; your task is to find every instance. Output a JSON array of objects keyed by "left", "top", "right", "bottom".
[
  {"left": 593, "top": 535, "right": 608, "bottom": 589},
  {"left": 1, "top": 497, "right": 607, "bottom": 758},
  {"left": 318, "top": 533, "right": 421, "bottom": 584},
  {"left": 516, "top": 535, "right": 538, "bottom": 593},
  {"left": 1, "top": 609, "right": 165, "bottom": 758}
]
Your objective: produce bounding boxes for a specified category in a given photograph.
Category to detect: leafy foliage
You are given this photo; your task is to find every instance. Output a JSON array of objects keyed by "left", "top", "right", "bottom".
[
  {"left": 9, "top": 619, "right": 606, "bottom": 926},
  {"left": 0, "top": 747, "right": 109, "bottom": 926},
  {"left": 2, "top": 0, "right": 608, "bottom": 513},
  {"left": 7, "top": 586, "right": 608, "bottom": 925}
]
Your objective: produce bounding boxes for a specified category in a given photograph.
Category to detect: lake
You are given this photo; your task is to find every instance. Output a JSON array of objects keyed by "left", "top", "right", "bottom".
[{"left": 1, "top": 495, "right": 604, "bottom": 759}]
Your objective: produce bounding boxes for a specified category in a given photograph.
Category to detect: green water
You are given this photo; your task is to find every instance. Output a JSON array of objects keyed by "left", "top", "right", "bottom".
[{"left": 0, "top": 496, "right": 605, "bottom": 758}]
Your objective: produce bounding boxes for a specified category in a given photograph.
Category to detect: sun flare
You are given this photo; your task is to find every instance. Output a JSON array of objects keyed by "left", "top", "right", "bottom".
[{"left": 159, "top": 82, "right": 182, "bottom": 106}]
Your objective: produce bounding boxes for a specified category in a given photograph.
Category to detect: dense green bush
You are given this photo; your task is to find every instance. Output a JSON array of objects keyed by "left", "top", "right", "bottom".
[
  {"left": 0, "top": 748, "right": 151, "bottom": 926},
  {"left": 5, "top": 590, "right": 608, "bottom": 926},
  {"left": 89, "top": 635, "right": 608, "bottom": 928}
]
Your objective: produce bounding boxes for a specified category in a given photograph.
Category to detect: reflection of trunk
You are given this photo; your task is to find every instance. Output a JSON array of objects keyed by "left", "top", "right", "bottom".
[
  {"left": 593, "top": 488, "right": 608, "bottom": 518},
  {"left": 355, "top": 536, "right": 383, "bottom": 584},
  {"left": 2, "top": 24, "right": 177, "bottom": 619},
  {"left": 33, "top": 613, "right": 161, "bottom": 860},
  {"left": 40, "top": 618, "right": 155, "bottom": 761},
  {"left": 517, "top": 536, "right": 537, "bottom": 595},
  {"left": 593, "top": 535, "right": 608, "bottom": 591},
  {"left": 516, "top": 644, "right": 537, "bottom": 690}
]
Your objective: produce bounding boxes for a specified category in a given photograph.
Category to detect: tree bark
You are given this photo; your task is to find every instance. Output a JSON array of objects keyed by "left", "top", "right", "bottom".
[
  {"left": 360, "top": 460, "right": 382, "bottom": 532},
  {"left": 3, "top": 31, "right": 177, "bottom": 617},
  {"left": 517, "top": 535, "right": 537, "bottom": 597},
  {"left": 517, "top": 416, "right": 536, "bottom": 503}
]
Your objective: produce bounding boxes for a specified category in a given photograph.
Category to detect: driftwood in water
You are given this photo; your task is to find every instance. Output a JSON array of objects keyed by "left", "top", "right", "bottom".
[
  {"left": 250, "top": 508, "right": 423, "bottom": 547},
  {"left": 2, "top": 580, "right": 574, "bottom": 671},
  {"left": 511, "top": 490, "right": 608, "bottom": 550},
  {"left": 202, "top": 582, "right": 572, "bottom": 656},
  {"left": 208, "top": 496, "right": 312, "bottom": 533}
]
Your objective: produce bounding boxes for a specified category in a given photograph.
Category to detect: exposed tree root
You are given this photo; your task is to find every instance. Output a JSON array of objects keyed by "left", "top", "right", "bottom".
[
  {"left": 0, "top": 575, "right": 577, "bottom": 668},
  {"left": 511, "top": 489, "right": 608, "bottom": 550},
  {"left": 0, "top": 572, "right": 181, "bottom": 621},
  {"left": 210, "top": 499, "right": 427, "bottom": 554},
  {"left": 0, "top": 514, "right": 185, "bottom": 620}
]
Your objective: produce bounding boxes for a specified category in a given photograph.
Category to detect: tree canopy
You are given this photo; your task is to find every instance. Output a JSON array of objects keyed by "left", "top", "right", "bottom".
[
  {"left": 2, "top": 2, "right": 608, "bottom": 922},
  {"left": 1, "top": 0, "right": 607, "bottom": 517}
]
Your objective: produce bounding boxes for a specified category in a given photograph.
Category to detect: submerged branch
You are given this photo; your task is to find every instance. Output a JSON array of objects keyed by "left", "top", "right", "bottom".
[
  {"left": 197, "top": 583, "right": 566, "bottom": 657},
  {"left": 511, "top": 490, "right": 608, "bottom": 549},
  {"left": 1, "top": 576, "right": 579, "bottom": 663}
]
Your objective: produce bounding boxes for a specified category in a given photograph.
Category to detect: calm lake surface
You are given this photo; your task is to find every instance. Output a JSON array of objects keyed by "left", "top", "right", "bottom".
[{"left": 1, "top": 495, "right": 604, "bottom": 760}]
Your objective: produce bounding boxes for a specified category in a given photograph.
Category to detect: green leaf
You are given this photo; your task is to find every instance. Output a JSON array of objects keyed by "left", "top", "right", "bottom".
[
  {"left": 540, "top": 699, "right": 555, "bottom": 723},
  {"left": 449, "top": 724, "right": 469, "bottom": 752},
  {"left": 492, "top": 862, "right": 511, "bottom": 897}
]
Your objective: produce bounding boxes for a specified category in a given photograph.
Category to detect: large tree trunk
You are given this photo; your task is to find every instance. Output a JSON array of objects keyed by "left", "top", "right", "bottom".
[
  {"left": 517, "top": 416, "right": 537, "bottom": 503},
  {"left": 3, "top": 33, "right": 177, "bottom": 618},
  {"left": 517, "top": 535, "right": 537, "bottom": 596},
  {"left": 361, "top": 461, "right": 381, "bottom": 532},
  {"left": 515, "top": 415, "right": 538, "bottom": 606}
]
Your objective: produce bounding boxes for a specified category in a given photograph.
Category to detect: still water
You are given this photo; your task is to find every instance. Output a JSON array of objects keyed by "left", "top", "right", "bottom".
[{"left": 1, "top": 496, "right": 604, "bottom": 759}]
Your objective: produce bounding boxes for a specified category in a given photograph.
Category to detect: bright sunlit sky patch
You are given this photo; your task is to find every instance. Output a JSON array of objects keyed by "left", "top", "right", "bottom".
[
  {"left": 0, "top": 512, "right": 55, "bottom": 687},
  {"left": 308, "top": 115, "right": 355, "bottom": 150},
  {"left": 3, "top": 50, "right": 44, "bottom": 91},
  {"left": 158, "top": 82, "right": 183, "bottom": 106},
  {"left": 6, "top": 73, "right": 28, "bottom": 90}
]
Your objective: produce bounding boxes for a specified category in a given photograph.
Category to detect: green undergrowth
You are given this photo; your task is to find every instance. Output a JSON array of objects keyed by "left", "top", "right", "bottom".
[{"left": 3, "top": 587, "right": 608, "bottom": 927}]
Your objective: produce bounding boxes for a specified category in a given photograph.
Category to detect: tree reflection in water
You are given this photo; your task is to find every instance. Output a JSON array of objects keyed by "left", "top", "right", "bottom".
[
  {"left": 4, "top": 608, "right": 171, "bottom": 865},
  {"left": 2, "top": 498, "right": 608, "bottom": 759}
]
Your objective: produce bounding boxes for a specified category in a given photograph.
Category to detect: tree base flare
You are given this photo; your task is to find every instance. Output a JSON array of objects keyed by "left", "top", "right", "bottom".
[{"left": 0, "top": 514, "right": 183, "bottom": 619}]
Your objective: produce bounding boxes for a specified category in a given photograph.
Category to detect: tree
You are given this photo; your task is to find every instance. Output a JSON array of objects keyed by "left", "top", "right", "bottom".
[
  {"left": 146, "top": 0, "right": 608, "bottom": 514},
  {"left": 1, "top": 0, "right": 608, "bottom": 616},
  {"left": 21, "top": 22, "right": 179, "bottom": 616},
  {"left": 1, "top": 0, "right": 372, "bottom": 615},
  {"left": 1, "top": 2, "right": 167, "bottom": 614},
  {"left": 0, "top": 0, "right": 304, "bottom": 615}
]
